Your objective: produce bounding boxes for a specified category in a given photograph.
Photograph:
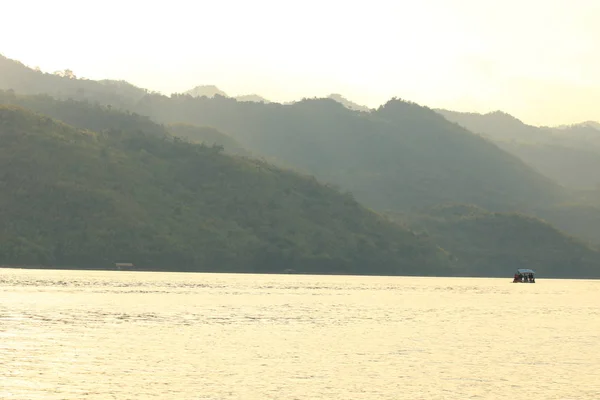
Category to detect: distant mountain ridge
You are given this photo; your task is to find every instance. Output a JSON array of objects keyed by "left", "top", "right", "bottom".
[
  {"left": 393, "top": 204, "right": 600, "bottom": 278},
  {"left": 436, "top": 108, "right": 600, "bottom": 189},
  {"left": 0, "top": 104, "right": 452, "bottom": 275},
  {"left": 183, "top": 84, "right": 270, "bottom": 103},
  {"left": 4, "top": 53, "right": 600, "bottom": 268},
  {"left": 184, "top": 85, "right": 228, "bottom": 98},
  {"left": 436, "top": 108, "right": 600, "bottom": 243},
  {"left": 0, "top": 90, "right": 250, "bottom": 156},
  {"left": 0, "top": 54, "right": 148, "bottom": 108},
  {"left": 131, "top": 93, "right": 567, "bottom": 212},
  {"left": 235, "top": 94, "right": 270, "bottom": 103},
  {"left": 558, "top": 121, "right": 600, "bottom": 131},
  {"left": 326, "top": 94, "right": 371, "bottom": 112}
]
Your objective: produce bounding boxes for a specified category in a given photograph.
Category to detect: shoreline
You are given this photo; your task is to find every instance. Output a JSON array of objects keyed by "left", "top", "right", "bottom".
[{"left": 1, "top": 265, "right": 598, "bottom": 280}]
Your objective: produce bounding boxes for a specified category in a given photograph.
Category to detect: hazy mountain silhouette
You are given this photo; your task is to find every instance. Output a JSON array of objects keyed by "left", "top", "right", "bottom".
[
  {"left": 235, "top": 94, "right": 270, "bottom": 103},
  {"left": 559, "top": 121, "right": 600, "bottom": 131},
  {"left": 183, "top": 84, "right": 270, "bottom": 104},
  {"left": 0, "top": 90, "right": 251, "bottom": 157},
  {"left": 0, "top": 104, "right": 454, "bottom": 275},
  {"left": 535, "top": 203, "right": 600, "bottom": 246},
  {"left": 165, "top": 123, "right": 250, "bottom": 155},
  {"left": 437, "top": 108, "right": 600, "bottom": 189},
  {"left": 4, "top": 54, "right": 600, "bottom": 264},
  {"left": 0, "top": 54, "right": 148, "bottom": 108},
  {"left": 132, "top": 94, "right": 566, "bottom": 212},
  {"left": 327, "top": 94, "right": 370, "bottom": 112},
  {"left": 184, "top": 85, "right": 228, "bottom": 98},
  {"left": 3, "top": 73, "right": 562, "bottom": 214},
  {"left": 392, "top": 204, "right": 600, "bottom": 278},
  {"left": 436, "top": 109, "right": 547, "bottom": 142},
  {"left": 436, "top": 108, "right": 600, "bottom": 243}
]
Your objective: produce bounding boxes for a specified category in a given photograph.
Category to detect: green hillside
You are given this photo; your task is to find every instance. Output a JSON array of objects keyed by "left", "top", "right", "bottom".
[
  {"left": 436, "top": 108, "right": 600, "bottom": 243},
  {"left": 131, "top": 95, "right": 566, "bottom": 212},
  {"left": 0, "top": 90, "right": 249, "bottom": 155},
  {"left": 0, "top": 56, "right": 567, "bottom": 212},
  {"left": 165, "top": 123, "right": 249, "bottom": 155},
  {"left": 437, "top": 108, "right": 600, "bottom": 189},
  {"left": 0, "top": 54, "right": 147, "bottom": 108},
  {"left": 0, "top": 90, "right": 166, "bottom": 137},
  {"left": 4, "top": 55, "right": 597, "bottom": 276},
  {"left": 0, "top": 105, "right": 452, "bottom": 275},
  {"left": 534, "top": 203, "right": 600, "bottom": 246},
  {"left": 495, "top": 141, "right": 600, "bottom": 189},
  {"left": 435, "top": 109, "right": 547, "bottom": 142},
  {"left": 394, "top": 204, "right": 600, "bottom": 278}
]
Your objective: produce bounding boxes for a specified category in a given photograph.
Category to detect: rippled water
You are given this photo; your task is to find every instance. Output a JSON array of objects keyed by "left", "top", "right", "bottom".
[{"left": 1, "top": 268, "right": 599, "bottom": 399}]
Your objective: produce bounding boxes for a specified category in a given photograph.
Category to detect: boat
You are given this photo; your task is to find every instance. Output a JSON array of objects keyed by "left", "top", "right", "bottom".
[{"left": 512, "top": 268, "right": 535, "bottom": 283}]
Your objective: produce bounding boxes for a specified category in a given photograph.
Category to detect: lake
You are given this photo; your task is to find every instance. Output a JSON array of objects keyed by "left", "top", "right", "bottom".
[{"left": 1, "top": 268, "right": 599, "bottom": 399}]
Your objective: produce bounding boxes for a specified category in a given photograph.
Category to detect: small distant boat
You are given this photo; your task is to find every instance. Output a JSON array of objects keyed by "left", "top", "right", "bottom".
[{"left": 512, "top": 268, "right": 535, "bottom": 283}]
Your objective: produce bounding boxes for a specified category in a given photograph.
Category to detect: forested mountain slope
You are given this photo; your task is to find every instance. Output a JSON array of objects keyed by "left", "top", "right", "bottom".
[
  {"left": 393, "top": 204, "right": 600, "bottom": 278},
  {"left": 131, "top": 94, "right": 566, "bottom": 212},
  {"left": 0, "top": 105, "right": 453, "bottom": 275}
]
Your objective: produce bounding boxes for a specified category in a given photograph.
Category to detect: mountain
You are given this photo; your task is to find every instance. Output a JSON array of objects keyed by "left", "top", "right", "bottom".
[
  {"left": 183, "top": 86, "right": 270, "bottom": 104},
  {"left": 393, "top": 204, "right": 600, "bottom": 278},
  {"left": 0, "top": 90, "right": 251, "bottom": 156},
  {"left": 587, "top": 121, "right": 600, "bottom": 130},
  {"left": 327, "top": 94, "right": 370, "bottom": 112},
  {"left": 235, "top": 94, "right": 270, "bottom": 103},
  {"left": 0, "top": 54, "right": 148, "bottom": 109},
  {"left": 559, "top": 121, "right": 600, "bottom": 131},
  {"left": 494, "top": 141, "right": 600, "bottom": 189},
  {"left": 133, "top": 94, "right": 566, "bottom": 212},
  {"left": 5, "top": 55, "right": 562, "bottom": 213},
  {"left": 2, "top": 55, "right": 598, "bottom": 276},
  {"left": 534, "top": 203, "right": 600, "bottom": 246},
  {"left": 0, "top": 104, "right": 453, "bottom": 275},
  {"left": 0, "top": 90, "right": 167, "bottom": 137},
  {"left": 184, "top": 85, "right": 228, "bottom": 98},
  {"left": 435, "top": 109, "right": 545, "bottom": 142},
  {"left": 165, "top": 123, "right": 249, "bottom": 155},
  {"left": 437, "top": 108, "right": 600, "bottom": 188}
]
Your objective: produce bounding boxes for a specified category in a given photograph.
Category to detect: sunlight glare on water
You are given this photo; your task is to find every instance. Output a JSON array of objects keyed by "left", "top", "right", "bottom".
[{"left": 1, "top": 268, "right": 599, "bottom": 399}]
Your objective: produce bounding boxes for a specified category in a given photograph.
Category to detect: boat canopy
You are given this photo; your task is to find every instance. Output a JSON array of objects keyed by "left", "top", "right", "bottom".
[{"left": 517, "top": 268, "right": 535, "bottom": 274}]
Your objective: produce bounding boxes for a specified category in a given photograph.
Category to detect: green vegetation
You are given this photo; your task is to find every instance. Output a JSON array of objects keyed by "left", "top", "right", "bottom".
[
  {"left": 0, "top": 54, "right": 148, "bottom": 109},
  {"left": 0, "top": 90, "right": 166, "bottom": 137},
  {"left": 437, "top": 108, "right": 600, "bottom": 189},
  {"left": 495, "top": 142, "right": 600, "bottom": 189},
  {"left": 394, "top": 204, "right": 600, "bottom": 278},
  {"left": 0, "top": 105, "right": 453, "bottom": 274},
  {"left": 0, "top": 56, "right": 569, "bottom": 212},
  {"left": 131, "top": 94, "right": 566, "bottom": 212},
  {"left": 436, "top": 108, "right": 600, "bottom": 243},
  {"left": 327, "top": 94, "right": 371, "bottom": 112},
  {"left": 534, "top": 203, "right": 600, "bottom": 246},
  {"left": 2, "top": 54, "right": 599, "bottom": 277},
  {"left": 0, "top": 90, "right": 249, "bottom": 155},
  {"left": 165, "top": 123, "right": 249, "bottom": 155},
  {"left": 185, "top": 85, "right": 228, "bottom": 98}
]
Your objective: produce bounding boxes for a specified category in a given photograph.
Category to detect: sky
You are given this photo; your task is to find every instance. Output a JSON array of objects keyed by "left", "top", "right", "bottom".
[{"left": 2, "top": 0, "right": 599, "bottom": 126}]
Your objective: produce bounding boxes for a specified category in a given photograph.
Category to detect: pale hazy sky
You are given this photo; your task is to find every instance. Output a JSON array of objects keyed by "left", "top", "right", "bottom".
[{"left": 2, "top": 0, "right": 599, "bottom": 125}]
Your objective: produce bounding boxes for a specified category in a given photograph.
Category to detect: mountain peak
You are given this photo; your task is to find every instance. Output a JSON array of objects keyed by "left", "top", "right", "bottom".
[
  {"left": 235, "top": 94, "right": 270, "bottom": 103},
  {"left": 184, "top": 85, "right": 228, "bottom": 98},
  {"left": 327, "top": 93, "right": 371, "bottom": 112}
]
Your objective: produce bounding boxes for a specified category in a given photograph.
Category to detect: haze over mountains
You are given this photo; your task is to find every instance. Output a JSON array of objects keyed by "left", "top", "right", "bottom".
[
  {"left": 184, "top": 85, "right": 270, "bottom": 104},
  {"left": 2, "top": 104, "right": 454, "bottom": 275},
  {"left": 437, "top": 109, "right": 600, "bottom": 189},
  {"left": 182, "top": 84, "right": 371, "bottom": 112},
  {"left": 1, "top": 53, "right": 600, "bottom": 277}
]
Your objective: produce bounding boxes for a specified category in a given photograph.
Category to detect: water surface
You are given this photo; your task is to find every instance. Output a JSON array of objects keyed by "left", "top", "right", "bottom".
[{"left": 1, "top": 268, "right": 599, "bottom": 399}]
